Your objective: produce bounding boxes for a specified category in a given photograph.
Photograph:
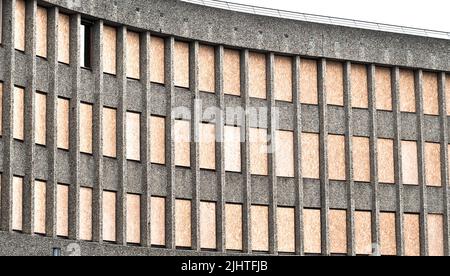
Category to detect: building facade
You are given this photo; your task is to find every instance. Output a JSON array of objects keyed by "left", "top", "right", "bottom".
[{"left": 0, "top": 0, "right": 449, "bottom": 256}]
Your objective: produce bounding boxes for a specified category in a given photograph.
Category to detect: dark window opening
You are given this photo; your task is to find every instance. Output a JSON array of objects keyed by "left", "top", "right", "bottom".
[{"left": 80, "top": 21, "right": 92, "bottom": 68}]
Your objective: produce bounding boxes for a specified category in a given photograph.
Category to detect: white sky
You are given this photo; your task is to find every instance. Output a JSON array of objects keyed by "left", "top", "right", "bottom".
[{"left": 225, "top": 0, "right": 450, "bottom": 32}]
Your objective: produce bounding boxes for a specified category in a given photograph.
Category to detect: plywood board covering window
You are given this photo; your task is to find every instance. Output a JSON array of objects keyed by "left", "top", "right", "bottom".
[
  {"left": 103, "top": 107, "right": 117, "bottom": 158},
  {"left": 380, "top": 212, "right": 396, "bottom": 256},
  {"left": 277, "top": 207, "right": 295, "bottom": 253},
  {"left": 35, "top": 92, "right": 47, "bottom": 146},
  {"left": 225, "top": 203, "right": 243, "bottom": 251},
  {"left": 58, "top": 13, "right": 70, "bottom": 64},
  {"left": 276, "top": 130, "right": 294, "bottom": 177},
  {"left": 103, "top": 26, "right": 117, "bottom": 75},
  {"left": 329, "top": 209, "right": 347, "bottom": 254},
  {"left": 126, "top": 194, "right": 141, "bottom": 244},
  {"left": 80, "top": 103, "right": 93, "bottom": 154},
  {"left": 12, "top": 176, "right": 23, "bottom": 231},
  {"left": 303, "top": 209, "right": 321, "bottom": 254},
  {"left": 249, "top": 52, "right": 266, "bottom": 99},
  {"left": 425, "top": 143, "right": 441, "bottom": 187},
  {"left": 328, "top": 134, "right": 346, "bottom": 181},
  {"left": 0, "top": 84, "right": 3, "bottom": 136},
  {"left": 126, "top": 112, "right": 141, "bottom": 161},
  {"left": 352, "top": 136, "right": 370, "bottom": 182},
  {"left": 399, "top": 69, "right": 416, "bottom": 113},
  {"left": 326, "top": 61, "right": 344, "bottom": 106},
  {"left": 199, "top": 123, "right": 216, "bottom": 170},
  {"left": 57, "top": 98, "right": 70, "bottom": 150},
  {"left": 302, "top": 133, "right": 320, "bottom": 179},
  {"left": 401, "top": 141, "right": 419, "bottom": 185},
  {"left": 102, "top": 191, "right": 116, "bottom": 242},
  {"left": 200, "top": 201, "right": 217, "bottom": 249},
  {"left": 377, "top": 139, "right": 395, "bottom": 184},
  {"left": 199, "top": 45, "right": 215, "bottom": 93},
  {"left": 15, "top": 0, "right": 26, "bottom": 51},
  {"left": 150, "top": 36, "right": 165, "bottom": 84},
  {"left": 126, "top": 31, "right": 140, "bottom": 79},
  {"left": 34, "top": 181, "right": 46, "bottom": 235},
  {"left": 249, "top": 128, "right": 268, "bottom": 176},
  {"left": 13, "top": 87, "right": 24, "bottom": 140},
  {"left": 446, "top": 76, "right": 450, "bottom": 116},
  {"left": 56, "top": 184, "right": 69, "bottom": 237},
  {"left": 224, "top": 126, "right": 241, "bottom": 172},
  {"left": 355, "top": 211, "right": 372, "bottom": 255},
  {"left": 151, "top": 197, "right": 166, "bottom": 246},
  {"left": 150, "top": 116, "right": 166, "bottom": 164},
  {"left": 36, "top": 6, "right": 48, "bottom": 58},
  {"left": 174, "top": 41, "right": 189, "bottom": 88},
  {"left": 175, "top": 199, "right": 192, "bottom": 248},
  {"left": 300, "top": 59, "right": 318, "bottom": 105},
  {"left": 423, "top": 72, "right": 439, "bottom": 116},
  {"left": 375, "top": 67, "right": 392, "bottom": 111},
  {"left": 251, "top": 205, "right": 269, "bottom": 252},
  {"left": 404, "top": 214, "right": 420, "bottom": 256},
  {"left": 80, "top": 187, "right": 93, "bottom": 241},
  {"left": 351, "top": 64, "right": 368, "bottom": 109},
  {"left": 224, "top": 49, "right": 240, "bottom": 96},
  {"left": 274, "top": 56, "right": 292, "bottom": 102},
  {"left": 175, "top": 120, "right": 191, "bottom": 167},
  {"left": 427, "top": 214, "right": 444, "bottom": 256}
]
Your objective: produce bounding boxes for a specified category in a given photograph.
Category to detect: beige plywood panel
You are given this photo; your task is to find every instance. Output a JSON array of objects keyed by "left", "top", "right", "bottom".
[
  {"left": 12, "top": 177, "right": 23, "bottom": 231},
  {"left": 225, "top": 203, "right": 243, "bottom": 251},
  {"left": 175, "top": 120, "right": 191, "bottom": 167},
  {"left": 102, "top": 191, "right": 116, "bottom": 242},
  {"left": 151, "top": 197, "right": 166, "bottom": 246},
  {"left": 302, "top": 133, "right": 320, "bottom": 179},
  {"left": 277, "top": 207, "right": 295, "bottom": 253},
  {"left": 423, "top": 72, "right": 439, "bottom": 116},
  {"left": 126, "top": 112, "right": 141, "bottom": 161},
  {"left": 56, "top": 184, "right": 69, "bottom": 237},
  {"left": 200, "top": 202, "right": 216, "bottom": 249},
  {"left": 249, "top": 128, "right": 268, "bottom": 176},
  {"left": 399, "top": 69, "right": 416, "bottom": 113},
  {"left": 126, "top": 31, "right": 140, "bottom": 79},
  {"left": 35, "top": 92, "right": 47, "bottom": 146},
  {"left": 58, "top": 13, "right": 70, "bottom": 64},
  {"left": 150, "top": 36, "right": 165, "bottom": 84},
  {"left": 355, "top": 211, "right": 372, "bottom": 255},
  {"left": 446, "top": 75, "right": 450, "bottom": 116},
  {"left": 300, "top": 59, "right": 318, "bottom": 105},
  {"left": 428, "top": 214, "right": 444, "bottom": 256},
  {"left": 404, "top": 214, "right": 420, "bottom": 256},
  {"left": 351, "top": 64, "right": 368, "bottom": 109},
  {"left": 352, "top": 137, "right": 370, "bottom": 182},
  {"left": 80, "top": 103, "right": 93, "bottom": 154},
  {"left": 276, "top": 130, "right": 294, "bottom": 178},
  {"left": 57, "top": 98, "right": 70, "bottom": 150},
  {"left": 34, "top": 181, "right": 46, "bottom": 235},
  {"left": 224, "top": 126, "right": 241, "bottom": 172},
  {"left": 274, "top": 56, "right": 292, "bottom": 102},
  {"left": 251, "top": 205, "right": 269, "bottom": 252},
  {"left": 375, "top": 67, "right": 392, "bottom": 111},
  {"left": 249, "top": 52, "right": 266, "bottom": 99},
  {"left": 326, "top": 61, "right": 344, "bottom": 106},
  {"left": 175, "top": 199, "right": 192, "bottom": 248},
  {"left": 377, "top": 139, "right": 395, "bottom": 184},
  {"left": 303, "top": 209, "right": 321, "bottom": 254},
  {"left": 329, "top": 209, "right": 347, "bottom": 254},
  {"left": 13, "top": 87, "right": 24, "bottom": 141},
  {"left": 15, "top": 0, "right": 26, "bottom": 51},
  {"left": 224, "top": 49, "right": 241, "bottom": 96},
  {"left": 126, "top": 194, "right": 141, "bottom": 244},
  {"left": 150, "top": 116, "right": 165, "bottom": 164},
  {"left": 103, "top": 26, "right": 117, "bottom": 75},
  {"left": 328, "top": 135, "right": 346, "bottom": 181},
  {"left": 199, "top": 45, "right": 215, "bottom": 93},
  {"left": 174, "top": 41, "right": 189, "bottom": 88},
  {"left": 0, "top": 84, "right": 3, "bottom": 136},
  {"left": 80, "top": 187, "right": 93, "bottom": 241},
  {"left": 380, "top": 212, "right": 397, "bottom": 256},
  {"left": 401, "top": 141, "right": 419, "bottom": 185},
  {"left": 103, "top": 107, "right": 116, "bottom": 158},
  {"left": 425, "top": 143, "right": 441, "bottom": 187},
  {"left": 36, "top": 6, "right": 48, "bottom": 58},
  {"left": 199, "top": 123, "right": 216, "bottom": 170}
]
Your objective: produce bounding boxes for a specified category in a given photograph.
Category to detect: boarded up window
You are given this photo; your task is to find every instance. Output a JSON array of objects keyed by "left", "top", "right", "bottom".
[
  {"left": 80, "top": 103, "right": 93, "bottom": 154},
  {"left": 380, "top": 212, "right": 396, "bottom": 256},
  {"left": 353, "top": 136, "right": 370, "bottom": 182},
  {"left": 329, "top": 209, "right": 347, "bottom": 254},
  {"left": 423, "top": 72, "right": 439, "bottom": 116},
  {"left": 80, "top": 187, "right": 93, "bottom": 241},
  {"left": 175, "top": 120, "right": 191, "bottom": 167},
  {"left": 446, "top": 75, "right": 450, "bottom": 116},
  {"left": 34, "top": 180, "right": 46, "bottom": 235},
  {"left": 103, "top": 25, "right": 117, "bottom": 75},
  {"left": 224, "top": 49, "right": 240, "bottom": 96},
  {"left": 175, "top": 199, "right": 191, "bottom": 248},
  {"left": 249, "top": 52, "right": 266, "bottom": 99},
  {"left": 377, "top": 139, "right": 395, "bottom": 184},
  {"left": 375, "top": 67, "right": 392, "bottom": 111},
  {"left": 276, "top": 130, "right": 294, "bottom": 177},
  {"left": 402, "top": 141, "right": 419, "bottom": 185},
  {"left": 199, "top": 45, "right": 215, "bottom": 93},
  {"left": 15, "top": 0, "right": 26, "bottom": 51},
  {"left": 302, "top": 133, "right": 320, "bottom": 179},
  {"left": 304, "top": 209, "right": 321, "bottom": 254},
  {"left": 425, "top": 142, "right": 441, "bottom": 187},
  {"left": 13, "top": 87, "right": 24, "bottom": 141},
  {"left": 224, "top": 126, "right": 241, "bottom": 172},
  {"left": 355, "top": 211, "right": 372, "bottom": 255},
  {"left": 103, "top": 107, "right": 117, "bottom": 158},
  {"left": 200, "top": 201, "right": 217, "bottom": 249},
  {"left": 225, "top": 203, "right": 243, "bottom": 251},
  {"left": 35, "top": 92, "right": 47, "bottom": 146},
  {"left": 0, "top": 83, "right": 3, "bottom": 136},
  {"left": 274, "top": 56, "right": 292, "bottom": 102},
  {"left": 126, "top": 112, "right": 141, "bottom": 161},
  {"left": 404, "top": 214, "right": 420, "bottom": 256},
  {"left": 150, "top": 36, "right": 165, "bottom": 84},
  {"left": 126, "top": 194, "right": 141, "bottom": 244},
  {"left": 399, "top": 69, "right": 416, "bottom": 113},
  {"left": 150, "top": 116, "right": 165, "bottom": 165},
  {"left": 351, "top": 64, "right": 368, "bottom": 109},
  {"left": 326, "top": 61, "right": 344, "bottom": 106},
  {"left": 36, "top": 6, "right": 48, "bottom": 58},
  {"left": 151, "top": 197, "right": 166, "bottom": 246},
  {"left": 174, "top": 41, "right": 189, "bottom": 88},
  {"left": 56, "top": 184, "right": 69, "bottom": 237},
  {"left": 127, "top": 31, "right": 140, "bottom": 79},
  {"left": 428, "top": 214, "right": 444, "bottom": 256},
  {"left": 300, "top": 59, "right": 318, "bottom": 105},
  {"left": 249, "top": 128, "right": 268, "bottom": 176},
  {"left": 58, "top": 13, "right": 70, "bottom": 64},
  {"left": 251, "top": 205, "right": 269, "bottom": 252},
  {"left": 12, "top": 176, "right": 23, "bottom": 231},
  {"left": 57, "top": 98, "right": 70, "bottom": 150},
  {"left": 277, "top": 207, "right": 295, "bottom": 253},
  {"left": 199, "top": 123, "right": 216, "bottom": 170},
  {"left": 102, "top": 191, "right": 116, "bottom": 242},
  {"left": 328, "top": 135, "right": 346, "bottom": 181}
]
